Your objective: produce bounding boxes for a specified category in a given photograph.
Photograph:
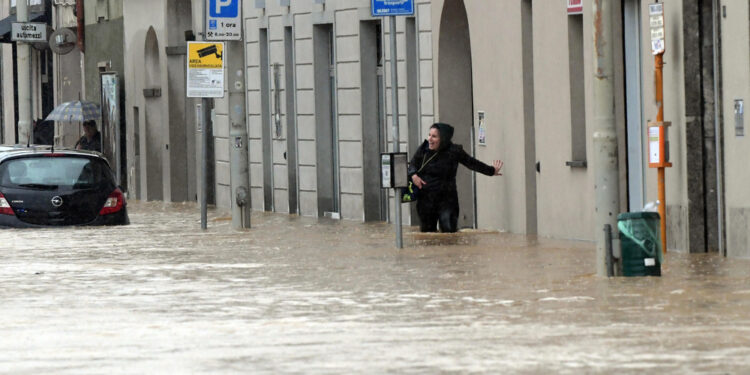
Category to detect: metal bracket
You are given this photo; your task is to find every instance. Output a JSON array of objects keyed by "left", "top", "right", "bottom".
[
  {"left": 143, "top": 88, "right": 161, "bottom": 98},
  {"left": 565, "top": 160, "right": 588, "bottom": 168}
]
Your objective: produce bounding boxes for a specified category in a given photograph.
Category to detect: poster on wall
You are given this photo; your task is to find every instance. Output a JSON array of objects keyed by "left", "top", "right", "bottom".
[
  {"left": 567, "top": 0, "right": 583, "bottom": 15},
  {"left": 477, "top": 111, "right": 487, "bottom": 146},
  {"left": 101, "top": 72, "right": 121, "bottom": 183}
]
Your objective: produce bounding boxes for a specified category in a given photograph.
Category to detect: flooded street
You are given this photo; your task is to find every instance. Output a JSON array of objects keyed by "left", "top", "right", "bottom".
[{"left": 2, "top": 201, "right": 750, "bottom": 374}]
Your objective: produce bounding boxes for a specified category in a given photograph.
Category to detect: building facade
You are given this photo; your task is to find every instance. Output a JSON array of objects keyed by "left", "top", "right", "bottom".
[
  {"left": 123, "top": 0, "right": 203, "bottom": 204},
  {"left": 3, "top": 0, "right": 749, "bottom": 258},
  {"left": 429, "top": 0, "right": 750, "bottom": 257},
  {"left": 0, "top": 0, "right": 53, "bottom": 145},
  {"left": 94, "top": 0, "right": 750, "bottom": 259},
  {"left": 243, "top": 0, "right": 433, "bottom": 222},
  {"left": 82, "top": 0, "right": 126, "bottom": 187}
]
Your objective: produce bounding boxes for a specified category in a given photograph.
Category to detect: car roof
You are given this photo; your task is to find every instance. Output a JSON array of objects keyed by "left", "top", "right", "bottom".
[{"left": 0, "top": 145, "right": 108, "bottom": 164}]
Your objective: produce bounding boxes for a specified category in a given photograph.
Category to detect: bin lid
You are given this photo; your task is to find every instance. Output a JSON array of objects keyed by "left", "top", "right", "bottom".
[{"left": 617, "top": 211, "right": 660, "bottom": 221}]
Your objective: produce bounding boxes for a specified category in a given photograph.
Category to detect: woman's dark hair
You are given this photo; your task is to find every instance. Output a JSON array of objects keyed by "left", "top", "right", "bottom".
[
  {"left": 430, "top": 123, "right": 454, "bottom": 148},
  {"left": 83, "top": 120, "right": 97, "bottom": 129}
]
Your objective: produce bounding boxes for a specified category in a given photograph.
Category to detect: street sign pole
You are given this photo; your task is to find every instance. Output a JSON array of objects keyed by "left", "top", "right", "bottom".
[
  {"left": 201, "top": 0, "right": 210, "bottom": 230},
  {"left": 389, "top": 15, "right": 402, "bottom": 249},
  {"left": 372, "top": 0, "right": 414, "bottom": 249},
  {"left": 205, "top": 0, "right": 248, "bottom": 229},
  {"left": 649, "top": 2, "right": 670, "bottom": 255},
  {"left": 197, "top": 0, "right": 247, "bottom": 230}
]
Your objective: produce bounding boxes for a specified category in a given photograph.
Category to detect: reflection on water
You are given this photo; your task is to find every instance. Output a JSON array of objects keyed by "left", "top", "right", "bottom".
[{"left": 1, "top": 201, "right": 750, "bottom": 374}]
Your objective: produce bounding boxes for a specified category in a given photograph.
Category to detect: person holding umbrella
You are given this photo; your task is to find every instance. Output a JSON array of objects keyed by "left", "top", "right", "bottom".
[
  {"left": 75, "top": 120, "right": 101, "bottom": 152},
  {"left": 45, "top": 99, "right": 102, "bottom": 152}
]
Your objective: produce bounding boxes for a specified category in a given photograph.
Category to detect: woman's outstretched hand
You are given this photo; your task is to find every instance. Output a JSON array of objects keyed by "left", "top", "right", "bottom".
[
  {"left": 412, "top": 174, "right": 427, "bottom": 189},
  {"left": 493, "top": 160, "right": 504, "bottom": 176}
]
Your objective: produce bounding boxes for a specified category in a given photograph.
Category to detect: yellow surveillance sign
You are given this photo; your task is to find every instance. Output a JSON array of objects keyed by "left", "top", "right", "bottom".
[
  {"left": 188, "top": 42, "right": 224, "bottom": 69},
  {"left": 187, "top": 42, "right": 225, "bottom": 98}
]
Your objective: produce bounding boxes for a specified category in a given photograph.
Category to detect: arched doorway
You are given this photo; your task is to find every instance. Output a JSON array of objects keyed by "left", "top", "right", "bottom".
[
  {"left": 166, "top": 0, "right": 194, "bottom": 202},
  {"left": 438, "top": 0, "right": 475, "bottom": 229},
  {"left": 144, "top": 27, "right": 164, "bottom": 201}
]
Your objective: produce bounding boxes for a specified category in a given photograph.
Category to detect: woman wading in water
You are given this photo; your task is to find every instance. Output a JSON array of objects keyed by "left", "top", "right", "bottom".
[{"left": 408, "top": 123, "right": 503, "bottom": 233}]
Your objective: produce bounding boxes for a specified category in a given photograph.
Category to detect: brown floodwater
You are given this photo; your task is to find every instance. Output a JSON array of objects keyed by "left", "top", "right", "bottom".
[{"left": 1, "top": 201, "right": 749, "bottom": 374}]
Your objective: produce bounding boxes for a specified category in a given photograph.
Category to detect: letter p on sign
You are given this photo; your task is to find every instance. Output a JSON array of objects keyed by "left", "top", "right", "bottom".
[{"left": 211, "top": 0, "right": 238, "bottom": 17}]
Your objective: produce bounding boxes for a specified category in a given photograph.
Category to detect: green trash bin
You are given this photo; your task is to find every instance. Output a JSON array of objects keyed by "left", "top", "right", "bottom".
[{"left": 617, "top": 212, "right": 662, "bottom": 277}]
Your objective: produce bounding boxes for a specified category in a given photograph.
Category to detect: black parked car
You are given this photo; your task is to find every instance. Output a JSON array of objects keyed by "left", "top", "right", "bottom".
[{"left": 0, "top": 146, "right": 128, "bottom": 227}]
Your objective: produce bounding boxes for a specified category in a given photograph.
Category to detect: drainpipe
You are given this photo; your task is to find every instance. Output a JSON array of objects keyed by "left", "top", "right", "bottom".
[
  {"left": 711, "top": 0, "right": 724, "bottom": 256},
  {"left": 76, "top": 0, "right": 84, "bottom": 52},
  {"left": 592, "top": 0, "right": 620, "bottom": 277}
]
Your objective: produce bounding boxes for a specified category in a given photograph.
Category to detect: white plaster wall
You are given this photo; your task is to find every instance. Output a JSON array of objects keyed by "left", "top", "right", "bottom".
[
  {"left": 424, "top": 0, "right": 701, "bottom": 244},
  {"left": 451, "top": 1, "right": 525, "bottom": 234},
  {"left": 529, "top": 2, "right": 594, "bottom": 240},
  {"left": 720, "top": 0, "right": 750, "bottom": 257},
  {"left": 430, "top": 0, "right": 595, "bottom": 238},
  {"left": 123, "top": 0, "right": 227, "bottom": 206},
  {"left": 123, "top": 1, "right": 168, "bottom": 202}
]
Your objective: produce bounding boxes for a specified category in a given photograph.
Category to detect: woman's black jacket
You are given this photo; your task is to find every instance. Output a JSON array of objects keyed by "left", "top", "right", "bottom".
[{"left": 407, "top": 140, "right": 495, "bottom": 195}]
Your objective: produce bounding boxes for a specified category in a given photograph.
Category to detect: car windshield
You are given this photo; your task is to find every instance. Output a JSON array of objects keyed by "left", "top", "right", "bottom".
[{"left": 0, "top": 156, "right": 111, "bottom": 189}]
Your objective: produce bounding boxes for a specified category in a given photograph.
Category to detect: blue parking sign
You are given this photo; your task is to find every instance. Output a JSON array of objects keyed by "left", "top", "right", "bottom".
[
  {"left": 210, "top": 0, "right": 239, "bottom": 18},
  {"left": 371, "top": 0, "right": 414, "bottom": 17},
  {"left": 206, "top": 0, "right": 241, "bottom": 40}
]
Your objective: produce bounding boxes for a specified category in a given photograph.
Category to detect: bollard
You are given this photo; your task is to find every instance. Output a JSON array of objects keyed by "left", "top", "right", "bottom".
[{"left": 604, "top": 224, "right": 615, "bottom": 277}]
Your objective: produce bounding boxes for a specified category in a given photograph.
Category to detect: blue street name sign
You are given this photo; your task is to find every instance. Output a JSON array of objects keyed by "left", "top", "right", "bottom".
[{"left": 371, "top": 0, "right": 415, "bottom": 17}]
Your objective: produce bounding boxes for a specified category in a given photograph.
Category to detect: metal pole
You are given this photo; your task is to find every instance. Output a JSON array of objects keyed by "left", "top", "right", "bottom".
[
  {"left": 655, "top": 54, "right": 667, "bottom": 254},
  {"left": 711, "top": 0, "right": 724, "bottom": 256},
  {"left": 604, "top": 224, "right": 615, "bottom": 277},
  {"left": 201, "top": 98, "right": 209, "bottom": 230},
  {"left": 389, "top": 16, "right": 402, "bottom": 248},
  {"left": 592, "top": 0, "right": 620, "bottom": 276},
  {"left": 228, "top": 40, "right": 251, "bottom": 229},
  {"left": 471, "top": 124, "right": 477, "bottom": 229},
  {"left": 17, "top": 0, "right": 32, "bottom": 145},
  {"left": 200, "top": 0, "right": 208, "bottom": 230}
]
